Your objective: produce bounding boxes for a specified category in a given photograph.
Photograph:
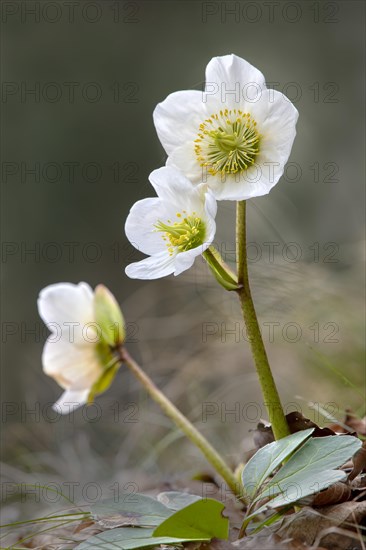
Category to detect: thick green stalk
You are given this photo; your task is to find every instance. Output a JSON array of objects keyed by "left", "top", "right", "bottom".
[
  {"left": 118, "top": 346, "right": 244, "bottom": 500},
  {"left": 236, "top": 200, "right": 289, "bottom": 440}
]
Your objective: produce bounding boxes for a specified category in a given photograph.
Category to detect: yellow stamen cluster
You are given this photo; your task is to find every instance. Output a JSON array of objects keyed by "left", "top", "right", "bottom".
[
  {"left": 155, "top": 211, "right": 206, "bottom": 256},
  {"left": 194, "top": 109, "right": 260, "bottom": 176}
]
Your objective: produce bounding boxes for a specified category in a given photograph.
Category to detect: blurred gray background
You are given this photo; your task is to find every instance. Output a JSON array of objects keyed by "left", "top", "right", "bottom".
[{"left": 1, "top": 0, "right": 365, "bottom": 520}]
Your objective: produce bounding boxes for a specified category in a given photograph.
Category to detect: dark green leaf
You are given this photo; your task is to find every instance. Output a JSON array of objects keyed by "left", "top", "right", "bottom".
[
  {"left": 242, "top": 429, "right": 314, "bottom": 500},
  {"left": 267, "top": 470, "right": 346, "bottom": 509},
  {"left": 245, "top": 435, "right": 361, "bottom": 521},
  {"left": 153, "top": 498, "right": 229, "bottom": 540},
  {"left": 260, "top": 435, "right": 361, "bottom": 502}
]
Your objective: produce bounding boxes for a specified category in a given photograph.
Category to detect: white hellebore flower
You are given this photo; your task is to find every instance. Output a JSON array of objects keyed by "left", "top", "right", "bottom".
[
  {"left": 153, "top": 54, "right": 299, "bottom": 201},
  {"left": 38, "top": 282, "right": 125, "bottom": 414},
  {"left": 125, "top": 166, "right": 217, "bottom": 279}
]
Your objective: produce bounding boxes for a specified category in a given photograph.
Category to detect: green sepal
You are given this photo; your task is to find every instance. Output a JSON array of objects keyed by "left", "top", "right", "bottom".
[
  {"left": 203, "top": 247, "right": 241, "bottom": 291},
  {"left": 88, "top": 361, "right": 120, "bottom": 404},
  {"left": 206, "top": 262, "right": 240, "bottom": 291},
  {"left": 94, "top": 285, "right": 125, "bottom": 347}
]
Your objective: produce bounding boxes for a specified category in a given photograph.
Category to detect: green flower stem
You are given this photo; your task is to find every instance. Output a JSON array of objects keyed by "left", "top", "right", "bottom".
[
  {"left": 117, "top": 346, "right": 244, "bottom": 500},
  {"left": 236, "top": 200, "right": 289, "bottom": 440}
]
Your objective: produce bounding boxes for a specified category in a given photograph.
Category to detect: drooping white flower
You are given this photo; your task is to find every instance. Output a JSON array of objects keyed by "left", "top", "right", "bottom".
[
  {"left": 153, "top": 54, "right": 299, "bottom": 201},
  {"left": 125, "top": 166, "right": 217, "bottom": 279},
  {"left": 38, "top": 282, "right": 124, "bottom": 413}
]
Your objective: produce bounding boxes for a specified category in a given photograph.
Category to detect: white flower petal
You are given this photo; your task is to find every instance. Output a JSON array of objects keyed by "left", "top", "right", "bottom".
[
  {"left": 250, "top": 150, "right": 288, "bottom": 197},
  {"left": 205, "top": 161, "right": 274, "bottom": 201},
  {"left": 193, "top": 89, "right": 298, "bottom": 201},
  {"left": 151, "top": 55, "right": 298, "bottom": 201},
  {"left": 153, "top": 90, "right": 205, "bottom": 155},
  {"left": 260, "top": 89, "right": 299, "bottom": 164},
  {"left": 203, "top": 217, "right": 217, "bottom": 247},
  {"left": 166, "top": 142, "right": 203, "bottom": 183},
  {"left": 125, "top": 251, "right": 176, "bottom": 280},
  {"left": 204, "top": 54, "right": 266, "bottom": 109},
  {"left": 173, "top": 194, "right": 216, "bottom": 277},
  {"left": 52, "top": 389, "right": 89, "bottom": 414},
  {"left": 216, "top": 94, "right": 298, "bottom": 201},
  {"left": 242, "top": 87, "right": 272, "bottom": 126},
  {"left": 38, "top": 282, "right": 95, "bottom": 344},
  {"left": 125, "top": 169, "right": 213, "bottom": 260},
  {"left": 125, "top": 197, "right": 170, "bottom": 256},
  {"left": 42, "top": 339, "right": 103, "bottom": 390},
  {"left": 173, "top": 246, "right": 204, "bottom": 276},
  {"left": 204, "top": 190, "right": 218, "bottom": 221},
  {"left": 199, "top": 172, "right": 225, "bottom": 200},
  {"left": 125, "top": 168, "right": 218, "bottom": 280},
  {"left": 149, "top": 166, "right": 198, "bottom": 204},
  {"left": 149, "top": 166, "right": 212, "bottom": 221}
]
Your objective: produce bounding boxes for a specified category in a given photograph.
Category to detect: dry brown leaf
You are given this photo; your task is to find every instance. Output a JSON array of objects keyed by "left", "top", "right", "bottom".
[
  {"left": 311, "top": 482, "right": 352, "bottom": 507},
  {"left": 329, "top": 409, "right": 366, "bottom": 436},
  {"left": 231, "top": 532, "right": 325, "bottom": 549},
  {"left": 73, "top": 519, "right": 95, "bottom": 533},
  {"left": 251, "top": 422, "right": 275, "bottom": 449},
  {"left": 349, "top": 473, "right": 366, "bottom": 491},
  {"left": 345, "top": 409, "right": 366, "bottom": 436},
  {"left": 252, "top": 413, "right": 337, "bottom": 450},
  {"left": 349, "top": 440, "right": 366, "bottom": 481},
  {"left": 201, "top": 538, "right": 235, "bottom": 550},
  {"left": 275, "top": 501, "right": 366, "bottom": 549},
  {"left": 285, "top": 412, "right": 336, "bottom": 437}
]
